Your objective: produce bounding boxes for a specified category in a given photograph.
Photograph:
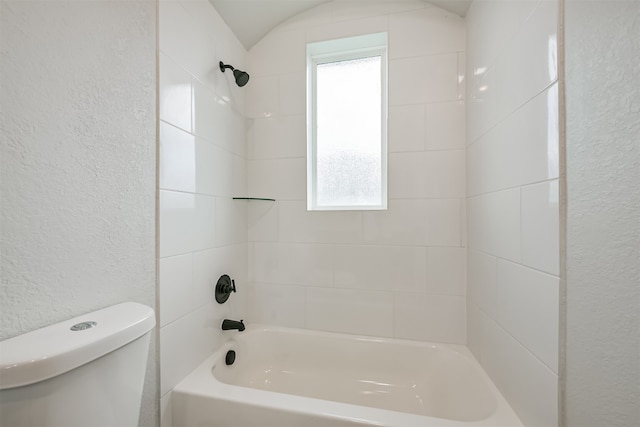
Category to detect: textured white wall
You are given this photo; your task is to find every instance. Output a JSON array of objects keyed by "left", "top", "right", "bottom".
[
  {"left": 245, "top": 0, "right": 467, "bottom": 344},
  {"left": 465, "top": 1, "right": 560, "bottom": 425},
  {"left": 564, "top": 1, "right": 640, "bottom": 426},
  {"left": 0, "top": 1, "right": 157, "bottom": 425}
]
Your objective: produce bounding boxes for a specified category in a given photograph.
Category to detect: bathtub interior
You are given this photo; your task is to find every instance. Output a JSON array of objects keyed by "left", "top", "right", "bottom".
[{"left": 212, "top": 327, "right": 496, "bottom": 422}]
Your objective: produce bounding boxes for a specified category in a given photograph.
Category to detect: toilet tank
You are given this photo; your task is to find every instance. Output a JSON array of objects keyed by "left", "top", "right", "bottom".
[{"left": 0, "top": 302, "right": 155, "bottom": 427}]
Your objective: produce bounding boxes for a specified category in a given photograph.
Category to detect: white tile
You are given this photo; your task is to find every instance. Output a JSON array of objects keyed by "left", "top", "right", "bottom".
[
  {"left": 161, "top": 0, "right": 220, "bottom": 84},
  {"left": 205, "top": 244, "right": 248, "bottom": 319},
  {"left": 230, "top": 243, "right": 249, "bottom": 285},
  {"left": 515, "top": 0, "right": 544, "bottom": 29},
  {"left": 232, "top": 154, "right": 247, "bottom": 196},
  {"left": 467, "top": 189, "right": 521, "bottom": 262},
  {"left": 192, "top": 245, "right": 246, "bottom": 309},
  {"left": 394, "top": 293, "right": 466, "bottom": 344},
  {"left": 159, "top": 191, "right": 216, "bottom": 257},
  {"left": 466, "top": 301, "right": 484, "bottom": 362},
  {"left": 252, "top": 242, "right": 333, "bottom": 286},
  {"left": 425, "top": 101, "right": 465, "bottom": 150},
  {"left": 207, "top": 1, "right": 244, "bottom": 64},
  {"left": 195, "top": 138, "right": 219, "bottom": 196},
  {"left": 248, "top": 115, "right": 306, "bottom": 160},
  {"left": 482, "top": 316, "right": 558, "bottom": 427},
  {"left": 467, "top": 84, "right": 560, "bottom": 196},
  {"left": 305, "top": 15, "right": 389, "bottom": 44},
  {"left": 229, "top": 250, "right": 249, "bottom": 318},
  {"left": 390, "top": 54, "right": 458, "bottom": 105},
  {"left": 197, "top": 140, "right": 234, "bottom": 197},
  {"left": 457, "top": 52, "right": 466, "bottom": 101},
  {"left": 522, "top": 180, "right": 560, "bottom": 275},
  {"left": 464, "top": 1, "right": 523, "bottom": 82},
  {"left": 214, "top": 36, "right": 248, "bottom": 115},
  {"left": 279, "top": 72, "right": 306, "bottom": 116},
  {"left": 496, "top": 260, "right": 559, "bottom": 372},
  {"left": 160, "top": 303, "right": 224, "bottom": 395},
  {"left": 363, "top": 199, "right": 461, "bottom": 246},
  {"left": 389, "top": 7, "right": 465, "bottom": 58},
  {"left": 248, "top": 29, "right": 306, "bottom": 77},
  {"left": 171, "top": 1, "right": 222, "bottom": 85},
  {"left": 333, "top": 245, "right": 427, "bottom": 293},
  {"left": 192, "top": 248, "right": 221, "bottom": 308},
  {"left": 204, "top": 100, "right": 246, "bottom": 156},
  {"left": 159, "top": 0, "right": 205, "bottom": 81},
  {"left": 248, "top": 200, "right": 279, "bottom": 242},
  {"left": 218, "top": 66, "right": 248, "bottom": 119},
  {"left": 466, "top": 66, "right": 498, "bottom": 143},
  {"left": 222, "top": 102, "right": 247, "bottom": 156},
  {"left": 159, "top": 126, "right": 233, "bottom": 196},
  {"left": 388, "top": 104, "right": 425, "bottom": 153},
  {"left": 467, "top": 249, "right": 498, "bottom": 319},
  {"left": 495, "top": 0, "right": 558, "bottom": 118},
  {"left": 159, "top": 122, "right": 196, "bottom": 193},
  {"left": 246, "top": 283, "right": 306, "bottom": 328},
  {"left": 159, "top": 254, "right": 193, "bottom": 327},
  {"left": 215, "top": 197, "right": 247, "bottom": 247},
  {"left": 279, "top": 201, "right": 363, "bottom": 244},
  {"left": 160, "top": 392, "right": 173, "bottom": 427},
  {"left": 246, "top": 75, "right": 279, "bottom": 119},
  {"left": 159, "top": 53, "right": 192, "bottom": 132},
  {"left": 388, "top": 151, "right": 465, "bottom": 199},
  {"left": 460, "top": 198, "right": 467, "bottom": 247},
  {"left": 306, "top": 287, "right": 394, "bottom": 337},
  {"left": 330, "top": 0, "right": 424, "bottom": 23},
  {"left": 426, "top": 247, "right": 466, "bottom": 296},
  {"left": 192, "top": 80, "right": 225, "bottom": 144},
  {"left": 177, "top": 0, "right": 219, "bottom": 38},
  {"left": 248, "top": 158, "right": 306, "bottom": 201}
]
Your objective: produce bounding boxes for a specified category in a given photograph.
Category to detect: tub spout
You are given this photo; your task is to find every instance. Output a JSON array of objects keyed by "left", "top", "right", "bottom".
[{"left": 221, "top": 319, "right": 245, "bottom": 332}]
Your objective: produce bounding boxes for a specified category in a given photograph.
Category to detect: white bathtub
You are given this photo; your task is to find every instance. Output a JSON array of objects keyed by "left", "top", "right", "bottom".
[{"left": 172, "top": 325, "right": 523, "bottom": 427}]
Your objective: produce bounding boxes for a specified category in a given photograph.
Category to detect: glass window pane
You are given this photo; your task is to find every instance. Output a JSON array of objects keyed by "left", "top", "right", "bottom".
[{"left": 316, "top": 55, "right": 382, "bottom": 207}]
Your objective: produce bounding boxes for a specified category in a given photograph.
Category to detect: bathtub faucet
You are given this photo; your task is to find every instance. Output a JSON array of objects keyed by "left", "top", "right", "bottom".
[{"left": 221, "top": 319, "right": 245, "bottom": 332}]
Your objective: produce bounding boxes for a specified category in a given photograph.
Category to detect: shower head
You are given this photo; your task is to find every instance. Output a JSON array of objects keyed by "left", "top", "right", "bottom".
[{"left": 219, "top": 61, "right": 250, "bottom": 87}]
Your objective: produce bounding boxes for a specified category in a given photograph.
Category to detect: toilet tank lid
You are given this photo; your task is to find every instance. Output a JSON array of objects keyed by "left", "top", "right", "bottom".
[{"left": 0, "top": 302, "right": 155, "bottom": 390}]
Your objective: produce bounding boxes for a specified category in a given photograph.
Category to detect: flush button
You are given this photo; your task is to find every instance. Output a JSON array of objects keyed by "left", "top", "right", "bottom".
[{"left": 70, "top": 321, "right": 97, "bottom": 331}]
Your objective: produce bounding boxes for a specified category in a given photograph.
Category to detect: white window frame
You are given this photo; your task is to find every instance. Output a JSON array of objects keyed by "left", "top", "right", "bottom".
[{"left": 306, "top": 33, "right": 388, "bottom": 211}]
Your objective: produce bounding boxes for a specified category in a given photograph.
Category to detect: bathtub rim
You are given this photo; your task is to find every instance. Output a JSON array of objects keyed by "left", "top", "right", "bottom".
[{"left": 172, "top": 324, "right": 524, "bottom": 427}]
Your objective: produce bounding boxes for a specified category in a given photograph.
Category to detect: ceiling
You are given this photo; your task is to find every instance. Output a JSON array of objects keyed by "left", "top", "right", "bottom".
[{"left": 210, "top": 0, "right": 472, "bottom": 50}]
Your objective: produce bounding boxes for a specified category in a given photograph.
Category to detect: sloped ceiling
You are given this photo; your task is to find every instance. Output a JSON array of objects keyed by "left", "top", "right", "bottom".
[{"left": 210, "top": 0, "right": 472, "bottom": 50}]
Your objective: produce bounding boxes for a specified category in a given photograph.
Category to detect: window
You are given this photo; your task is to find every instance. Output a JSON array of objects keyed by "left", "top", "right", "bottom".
[{"left": 307, "top": 33, "right": 388, "bottom": 211}]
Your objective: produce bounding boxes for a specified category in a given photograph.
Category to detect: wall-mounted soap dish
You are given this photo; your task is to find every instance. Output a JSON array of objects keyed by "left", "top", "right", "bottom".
[{"left": 232, "top": 197, "right": 276, "bottom": 202}]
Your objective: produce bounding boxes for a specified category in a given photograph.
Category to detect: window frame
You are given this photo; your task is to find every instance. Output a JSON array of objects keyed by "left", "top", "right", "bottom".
[{"left": 306, "top": 33, "right": 388, "bottom": 211}]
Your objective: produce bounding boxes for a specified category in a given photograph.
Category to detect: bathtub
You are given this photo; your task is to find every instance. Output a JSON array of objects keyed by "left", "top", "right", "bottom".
[{"left": 172, "top": 325, "right": 523, "bottom": 427}]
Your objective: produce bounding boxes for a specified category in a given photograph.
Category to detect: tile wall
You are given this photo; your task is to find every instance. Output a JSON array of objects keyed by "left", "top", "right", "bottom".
[
  {"left": 158, "top": 0, "right": 248, "bottom": 424},
  {"left": 245, "top": 1, "right": 467, "bottom": 343},
  {"left": 465, "top": 1, "right": 560, "bottom": 425}
]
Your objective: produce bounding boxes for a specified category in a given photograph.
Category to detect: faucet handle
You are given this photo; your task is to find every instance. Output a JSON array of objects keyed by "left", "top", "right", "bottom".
[{"left": 215, "top": 274, "right": 236, "bottom": 304}]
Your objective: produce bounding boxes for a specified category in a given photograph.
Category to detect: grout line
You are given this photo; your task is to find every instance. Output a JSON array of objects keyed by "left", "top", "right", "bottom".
[
  {"left": 467, "top": 248, "right": 560, "bottom": 279},
  {"left": 467, "top": 177, "right": 559, "bottom": 200},
  {"left": 466, "top": 79, "right": 559, "bottom": 149},
  {"left": 473, "top": 304, "right": 559, "bottom": 376}
]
